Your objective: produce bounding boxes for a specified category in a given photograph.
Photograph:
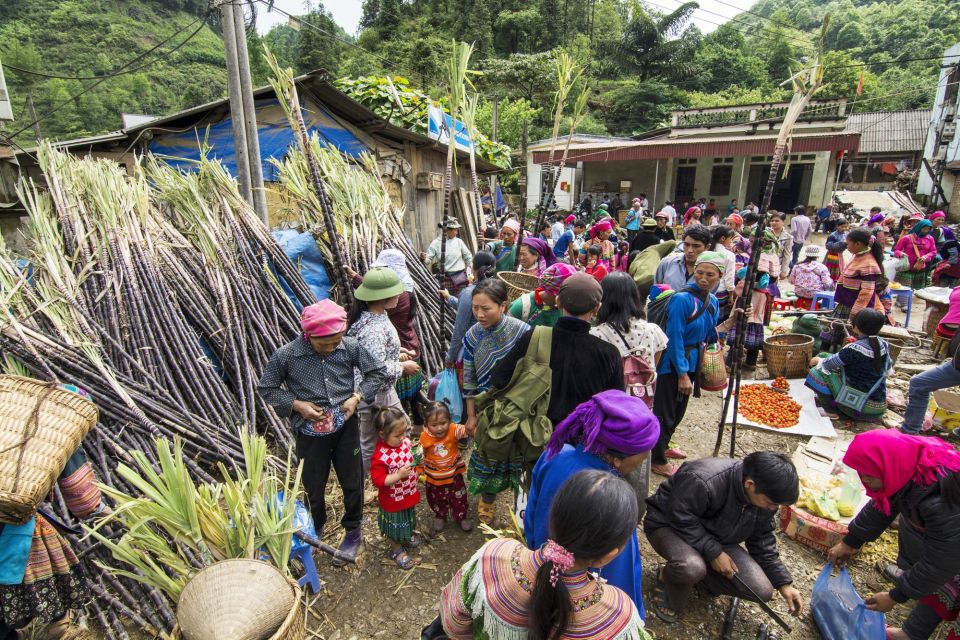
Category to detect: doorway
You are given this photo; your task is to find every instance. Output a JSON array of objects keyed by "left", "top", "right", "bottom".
[
  {"left": 674, "top": 166, "right": 696, "bottom": 202},
  {"left": 746, "top": 163, "right": 813, "bottom": 211}
]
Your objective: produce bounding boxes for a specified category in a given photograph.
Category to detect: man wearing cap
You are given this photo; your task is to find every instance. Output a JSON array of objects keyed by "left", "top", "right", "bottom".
[
  {"left": 490, "top": 273, "right": 624, "bottom": 426},
  {"left": 258, "top": 299, "right": 390, "bottom": 561},
  {"left": 625, "top": 199, "right": 643, "bottom": 244},
  {"left": 426, "top": 219, "right": 473, "bottom": 295},
  {"left": 789, "top": 205, "right": 813, "bottom": 269},
  {"left": 653, "top": 211, "right": 676, "bottom": 242},
  {"left": 630, "top": 217, "right": 662, "bottom": 254}
]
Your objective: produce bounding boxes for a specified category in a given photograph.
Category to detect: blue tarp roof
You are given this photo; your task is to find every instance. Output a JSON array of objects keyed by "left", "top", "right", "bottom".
[{"left": 148, "top": 97, "right": 370, "bottom": 180}]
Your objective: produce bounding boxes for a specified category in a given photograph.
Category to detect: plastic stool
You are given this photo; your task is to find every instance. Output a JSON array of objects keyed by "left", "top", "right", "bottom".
[
  {"left": 811, "top": 291, "right": 835, "bottom": 311},
  {"left": 772, "top": 298, "right": 792, "bottom": 311},
  {"left": 291, "top": 544, "right": 322, "bottom": 594},
  {"left": 889, "top": 288, "right": 913, "bottom": 327}
]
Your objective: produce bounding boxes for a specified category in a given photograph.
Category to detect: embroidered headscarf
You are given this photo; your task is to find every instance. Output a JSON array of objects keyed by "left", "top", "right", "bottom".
[
  {"left": 695, "top": 250, "right": 728, "bottom": 274},
  {"left": 372, "top": 248, "right": 415, "bottom": 292},
  {"left": 301, "top": 300, "right": 347, "bottom": 337},
  {"left": 522, "top": 237, "right": 557, "bottom": 272},
  {"left": 843, "top": 429, "right": 960, "bottom": 516},
  {"left": 537, "top": 263, "right": 577, "bottom": 297},
  {"left": 546, "top": 390, "right": 660, "bottom": 460},
  {"left": 911, "top": 219, "right": 933, "bottom": 236}
]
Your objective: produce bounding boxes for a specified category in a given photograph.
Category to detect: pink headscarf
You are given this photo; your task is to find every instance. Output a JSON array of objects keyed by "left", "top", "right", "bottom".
[
  {"left": 843, "top": 429, "right": 960, "bottom": 516},
  {"left": 684, "top": 206, "right": 702, "bottom": 226},
  {"left": 501, "top": 219, "right": 521, "bottom": 239},
  {"left": 930, "top": 210, "right": 946, "bottom": 221},
  {"left": 300, "top": 300, "right": 347, "bottom": 338},
  {"left": 564, "top": 214, "right": 576, "bottom": 224},
  {"left": 589, "top": 219, "right": 613, "bottom": 239},
  {"left": 727, "top": 214, "right": 743, "bottom": 227}
]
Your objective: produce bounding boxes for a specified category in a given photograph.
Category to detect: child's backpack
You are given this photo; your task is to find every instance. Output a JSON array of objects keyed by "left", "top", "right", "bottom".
[
  {"left": 609, "top": 326, "right": 657, "bottom": 408},
  {"left": 646, "top": 286, "right": 710, "bottom": 333}
]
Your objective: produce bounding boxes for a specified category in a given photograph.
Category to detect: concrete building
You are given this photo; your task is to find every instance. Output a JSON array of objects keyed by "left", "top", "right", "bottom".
[
  {"left": 918, "top": 43, "right": 960, "bottom": 215},
  {"left": 527, "top": 100, "right": 862, "bottom": 214},
  {"left": 839, "top": 109, "right": 931, "bottom": 191}
]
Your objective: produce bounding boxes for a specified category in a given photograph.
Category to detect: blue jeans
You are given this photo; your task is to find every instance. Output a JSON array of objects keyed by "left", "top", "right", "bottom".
[
  {"left": 791, "top": 242, "right": 803, "bottom": 268},
  {"left": 902, "top": 362, "right": 960, "bottom": 433}
]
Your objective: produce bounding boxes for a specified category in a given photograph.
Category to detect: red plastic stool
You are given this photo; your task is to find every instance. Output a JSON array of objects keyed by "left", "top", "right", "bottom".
[{"left": 772, "top": 298, "right": 793, "bottom": 311}]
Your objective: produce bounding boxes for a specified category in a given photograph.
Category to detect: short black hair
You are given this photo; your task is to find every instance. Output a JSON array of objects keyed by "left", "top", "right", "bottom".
[
  {"left": 682, "top": 224, "right": 712, "bottom": 247},
  {"left": 743, "top": 451, "right": 799, "bottom": 505},
  {"left": 711, "top": 225, "right": 736, "bottom": 247},
  {"left": 574, "top": 220, "right": 586, "bottom": 229},
  {"left": 587, "top": 244, "right": 602, "bottom": 257},
  {"left": 743, "top": 212, "right": 760, "bottom": 225},
  {"left": 870, "top": 206, "right": 882, "bottom": 213}
]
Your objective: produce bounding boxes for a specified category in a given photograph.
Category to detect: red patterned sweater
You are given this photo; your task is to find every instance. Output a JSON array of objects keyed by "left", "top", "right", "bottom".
[{"left": 370, "top": 438, "right": 421, "bottom": 512}]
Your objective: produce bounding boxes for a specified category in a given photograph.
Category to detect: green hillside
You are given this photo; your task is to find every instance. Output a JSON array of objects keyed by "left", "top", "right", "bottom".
[{"left": 0, "top": 0, "right": 227, "bottom": 144}]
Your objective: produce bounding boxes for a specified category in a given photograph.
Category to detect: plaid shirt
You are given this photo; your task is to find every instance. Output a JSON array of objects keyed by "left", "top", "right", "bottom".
[{"left": 258, "top": 335, "right": 389, "bottom": 434}]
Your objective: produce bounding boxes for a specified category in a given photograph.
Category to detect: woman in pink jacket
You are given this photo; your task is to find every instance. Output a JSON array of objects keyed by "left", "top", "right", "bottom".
[{"left": 894, "top": 219, "right": 938, "bottom": 290}]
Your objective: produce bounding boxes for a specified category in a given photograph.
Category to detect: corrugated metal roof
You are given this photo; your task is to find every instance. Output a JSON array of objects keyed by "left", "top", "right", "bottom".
[{"left": 844, "top": 110, "right": 931, "bottom": 154}]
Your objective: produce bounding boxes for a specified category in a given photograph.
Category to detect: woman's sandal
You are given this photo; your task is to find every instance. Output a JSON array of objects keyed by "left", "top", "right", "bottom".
[
  {"left": 651, "top": 463, "right": 677, "bottom": 478},
  {"left": 388, "top": 547, "right": 415, "bottom": 570},
  {"left": 477, "top": 500, "right": 496, "bottom": 525},
  {"left": 652, "top": 569, "right": 679, "bottom": 624}
]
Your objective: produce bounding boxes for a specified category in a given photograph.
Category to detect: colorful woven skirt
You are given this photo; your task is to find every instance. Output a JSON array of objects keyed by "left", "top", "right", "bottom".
[
  {"left": 0, "top": 515, "right": 84, "bottom": 628},
  {"left": 804, "top": 366, "right": 886, "bottom": 421},
  {"left": 395, "top": 370, "right": 425, "bottom": 401},
  {"left": 896, "top": 268, "right": 931, "bottom": 290},
  {"left": 726, "top": 321, "right": 765, "bottom": 351},
  {"left": 466, "top": 449, "right": 523, "bottom": 497},
  {"left": 377, "top": 507, "right": 416, "bottom": 543},
  {"left": 920, "top": 576, "right": 960, "bottom": 640},
  {"left": 825, "top": 252, "right": 842, "bottom": 281}
]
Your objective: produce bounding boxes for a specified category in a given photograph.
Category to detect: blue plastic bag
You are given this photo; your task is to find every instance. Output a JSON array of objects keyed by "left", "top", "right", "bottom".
[
  {"left": 433, "top": 369, "right": 464, "bottom": 423},
  {"left": 811, "top": 564, "right": 885, "bottom": 640}
]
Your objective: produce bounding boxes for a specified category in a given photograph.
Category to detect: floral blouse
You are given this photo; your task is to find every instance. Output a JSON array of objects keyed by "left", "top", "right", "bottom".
[
  {"left": 591, "top": 318, "right": 668, "bottom": 367},
  {"left": 347, "top": 310, "right": 402, "bottom": 394},
  {"left": 790, "top": 261, "right": 835, "bottom": 299}
]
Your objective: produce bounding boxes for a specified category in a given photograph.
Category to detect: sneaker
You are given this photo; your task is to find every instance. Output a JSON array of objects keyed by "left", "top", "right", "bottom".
[{"left": 332, "top": 527, "right": 362, "bottom": 567}]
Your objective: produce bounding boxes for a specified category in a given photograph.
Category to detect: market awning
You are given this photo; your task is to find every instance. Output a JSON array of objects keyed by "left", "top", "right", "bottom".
[{"left": 531, "top": 132, "right": 861, "bottom": 164}]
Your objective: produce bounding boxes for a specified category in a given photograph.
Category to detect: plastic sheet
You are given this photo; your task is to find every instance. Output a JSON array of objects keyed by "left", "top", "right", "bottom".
[{"left": 811, "top": 564, "right": 885, "bottom": 640}]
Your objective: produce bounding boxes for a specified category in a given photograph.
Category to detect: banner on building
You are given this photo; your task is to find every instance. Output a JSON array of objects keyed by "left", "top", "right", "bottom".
[{"left": 427, "top": 105, "right": 473, "bottom": 154}]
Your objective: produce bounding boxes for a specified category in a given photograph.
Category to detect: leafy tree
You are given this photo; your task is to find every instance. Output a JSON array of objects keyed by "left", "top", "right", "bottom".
[
  {"left": 475, "top": 97, "right": 541, "bottom": 150},
  {"left": 692, "top": 24, "right": 769, "bottom": 93},
  {"left": 476, "top": 52, "right": 557, "bottom": 103},
  {"left": 464, "top": 0, "right": 494, "bottom": 59},
  {"left": 605, "top": 1, "right": 701, "bottom": 82},
  {"left": 593, "top": 79, "right": 683, "bottom": 135},
  {"left": 297, "top": 5, "right": 344, "bottom": 75}
]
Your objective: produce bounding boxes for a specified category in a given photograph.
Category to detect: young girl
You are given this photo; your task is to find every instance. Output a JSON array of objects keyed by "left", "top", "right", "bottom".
[
  {"left": 584, "top": 245, "right": 609, "bottom": 282},
  {"left": 370, "top": 407, "right": 421, "bottom": 570},
  {"left": 806, "top": 309, "right": 891, "bottom": 421},
  {"left": 417, "top": 401, "right": 475, "bottom": 533},
  {"left": 824, "top": 218, "right": 849, "bottom": 282},
  {"left": 789, "top": 245, "right": 834, "bottom": 309},
  {"left": 728, "top": 229, "right": 780, "bottom": 371}
]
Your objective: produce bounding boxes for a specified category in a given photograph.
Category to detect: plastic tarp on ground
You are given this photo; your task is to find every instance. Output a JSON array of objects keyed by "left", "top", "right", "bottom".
[{"left": 149, "top": 97, "right": 370, "bottom": 181}]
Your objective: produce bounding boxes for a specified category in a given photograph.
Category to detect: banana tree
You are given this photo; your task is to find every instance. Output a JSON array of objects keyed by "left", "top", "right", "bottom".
[{"left": 713, "top": 17, "right": 828, "bottom": 458}]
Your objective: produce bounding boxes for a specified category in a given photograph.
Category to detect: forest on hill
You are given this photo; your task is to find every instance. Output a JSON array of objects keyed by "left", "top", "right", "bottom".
[{"left": 1, "top": 0, "right": 958, "bottom": 155}]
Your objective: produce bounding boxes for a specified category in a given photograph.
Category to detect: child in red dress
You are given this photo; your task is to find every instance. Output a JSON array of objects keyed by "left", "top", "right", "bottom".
[{"left": 370, "top": 407, "right": 421, "bottom": 570}]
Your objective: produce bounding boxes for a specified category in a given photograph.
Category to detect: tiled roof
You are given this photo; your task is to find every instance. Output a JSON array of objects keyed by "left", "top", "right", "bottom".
[{"left": 845, "top": 110, "right": 931, "bottom": 154}]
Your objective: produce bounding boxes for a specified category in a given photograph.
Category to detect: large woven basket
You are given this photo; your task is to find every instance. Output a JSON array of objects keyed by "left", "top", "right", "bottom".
[
  {"left": 175, "top": 560, "right": 305, "bottom": 640},
  {"left": 0, "top": 376, "right": 98, "bottom": 525},
  {"left": 763, "top": 334, "right": 815, "bottom": 378},
  {"left": 497, "top": 271, "right": 539, "bottom": 303}
]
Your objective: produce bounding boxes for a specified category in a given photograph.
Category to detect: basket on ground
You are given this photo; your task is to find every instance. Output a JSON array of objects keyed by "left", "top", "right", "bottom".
[
  {"left": 175, "top": 559, "right": 305, "bottom": 640},
  {"left": 497, "top": 271, "right": 539, "bottom": 302},
  {"left": 885, "top": 336, "right": 920, "bottom": 365},
  {"left": 763, "top": 334, "right": 815, "bottom": 378},
  {"left": 0, "top": 375, "right": 99, "bottom": 525}
]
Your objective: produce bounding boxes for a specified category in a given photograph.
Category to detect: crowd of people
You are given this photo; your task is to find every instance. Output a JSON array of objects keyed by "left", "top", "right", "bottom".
[{"left": 252, "top": 198, "right": 960, "bottom": 640}]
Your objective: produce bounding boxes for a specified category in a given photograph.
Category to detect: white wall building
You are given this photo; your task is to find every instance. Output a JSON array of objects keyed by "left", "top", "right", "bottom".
[{"left": 917, "top": 43, "right": 960, "bottom": 216}]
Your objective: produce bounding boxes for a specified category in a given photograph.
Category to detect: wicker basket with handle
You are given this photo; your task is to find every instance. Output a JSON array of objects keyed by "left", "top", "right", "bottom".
[
  {"left": 0, "top": 375, "right": 99, "bottom": 525},
  {"left": 497, "top": 271, "right": 539, "bottom": 303},
  {"left": 762, "top": 334, "right": 815, "bottom": 378},
  {"left": 174, "top": 559, "right": 305, "bottom": 640}
]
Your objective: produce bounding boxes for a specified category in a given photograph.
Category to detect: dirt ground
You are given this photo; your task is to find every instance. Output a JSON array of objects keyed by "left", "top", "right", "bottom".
[{"left": 301, "top": 237, "right": 945, "bottom": 640}]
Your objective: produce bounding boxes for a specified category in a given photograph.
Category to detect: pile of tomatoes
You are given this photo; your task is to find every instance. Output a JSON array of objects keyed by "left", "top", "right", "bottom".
[
  {"left": 771, "top": 376, "right": 790, "bottom": 391},
  {"left": 736, "top": 383, "right": 801, "bottom": 428}
]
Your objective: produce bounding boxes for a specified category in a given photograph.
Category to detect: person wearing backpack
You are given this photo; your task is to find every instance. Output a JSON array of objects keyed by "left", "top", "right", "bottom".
[
  {"left": 649, "top": 252, "right": 724, "bottom": 478},
  {"left": 591, "top": 272, "right": 667, "bottom": 408}
]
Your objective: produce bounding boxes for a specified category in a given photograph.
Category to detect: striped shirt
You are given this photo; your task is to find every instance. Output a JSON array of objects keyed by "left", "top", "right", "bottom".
[{"left": 462, "top": 315, "right": 530, "bottom": 397}]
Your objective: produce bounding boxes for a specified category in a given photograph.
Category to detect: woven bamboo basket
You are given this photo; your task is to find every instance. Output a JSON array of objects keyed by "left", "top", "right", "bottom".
[
  {"left": 762, "top": 334, "right": 815, "bottom": 378},
  {"left": 886, "top": 336, "right": 920, "bottom": 365},
  {"left": 0, "top": 375, "right": 99, "bottom": 525},
  {"left": 175, "top": 560, "right": 305, "bottom": 640},
  {"left": 497, "top": 271, "right": 539, "bottom": 303}
]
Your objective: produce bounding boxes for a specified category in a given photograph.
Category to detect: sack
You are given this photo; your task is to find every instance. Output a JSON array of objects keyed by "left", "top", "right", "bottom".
[
  {"left": 893, "top": 254, "right": 911, "bottom": 273},
  {"left": 811, "top": 564, "right": 885, "bottom": 640},
  {"left": 611, "top": 326, "right": 657, "bottom": 407},
  {"left": 473, "top": 327, "right": 554, "bottom": 489},
  {"left": 700, "top": 344, "right": 728, "bottom": 391},
  {"left": 434, "top": 369, "right": 464, "bottom": 423}
]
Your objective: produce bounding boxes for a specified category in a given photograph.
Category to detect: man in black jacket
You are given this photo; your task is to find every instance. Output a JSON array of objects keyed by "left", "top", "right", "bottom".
[{"left": 643, "top": 452, "right": 804, "bottom": 623}]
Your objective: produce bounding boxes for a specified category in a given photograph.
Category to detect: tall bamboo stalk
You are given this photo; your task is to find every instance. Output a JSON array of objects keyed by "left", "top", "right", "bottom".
[{"left": 713, "top": 18, "right": 828, "bottom": 458}]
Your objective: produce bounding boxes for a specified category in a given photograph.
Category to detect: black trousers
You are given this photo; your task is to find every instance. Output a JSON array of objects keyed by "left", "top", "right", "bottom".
[
  {"left": 296, "top": 415, "right": 363, "bottom": 532},
  {"left": 652, "top": 373, "right": 691, "bottom": 465}
]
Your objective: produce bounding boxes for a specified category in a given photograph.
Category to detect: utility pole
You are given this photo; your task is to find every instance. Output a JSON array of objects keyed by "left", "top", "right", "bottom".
[
  {"left": 25, "top": 92, "right": 42, "bottom": 143},
  {"left": 231, "top": 3, "right": 270, "bottom": 224},
  {"left": 220, "top": 1, "right": 253, "bottom": 206}
]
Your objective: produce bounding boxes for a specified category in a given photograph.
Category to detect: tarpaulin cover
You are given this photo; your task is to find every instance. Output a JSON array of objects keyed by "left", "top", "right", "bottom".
[
  {"left": 149, "top": 98, "right": 370, "bottom": 180},
  {"left": 272, "top": 229, "right": 331, "bottom": 303}
]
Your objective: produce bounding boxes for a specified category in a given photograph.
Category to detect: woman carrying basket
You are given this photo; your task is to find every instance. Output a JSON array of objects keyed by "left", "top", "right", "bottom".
[
  {"left": 894, "top": 219, "right": 938, "bottom": 290},
  {"left": 0, "top": 385, "right": 105, "bottom": 640}
]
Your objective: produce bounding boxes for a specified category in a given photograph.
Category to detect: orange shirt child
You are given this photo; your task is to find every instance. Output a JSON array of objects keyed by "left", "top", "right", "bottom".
[{"left": 417, "top": 423, "right": 468, "bottom": 486}]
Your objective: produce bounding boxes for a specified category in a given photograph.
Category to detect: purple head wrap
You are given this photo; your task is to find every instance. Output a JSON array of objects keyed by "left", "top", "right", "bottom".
[
  {"left": 522, "top": 237, "right": 557, "bottom": 268},
  {"left": 545, "top": 389, "right": 660, "bottom": 460},
  {"left": 867, "top": 213, "right": 885, "bottom": 226}
]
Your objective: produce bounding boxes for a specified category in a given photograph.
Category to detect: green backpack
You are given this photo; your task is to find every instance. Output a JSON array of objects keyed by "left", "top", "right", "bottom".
[{"left": 472, "top": 326, "right": 554, "bottom": 493}]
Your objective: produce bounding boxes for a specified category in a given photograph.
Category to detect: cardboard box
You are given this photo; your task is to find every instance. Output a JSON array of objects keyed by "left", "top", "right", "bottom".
[{"left": 929, "top": 390, "right": 960, "bottom": 431}]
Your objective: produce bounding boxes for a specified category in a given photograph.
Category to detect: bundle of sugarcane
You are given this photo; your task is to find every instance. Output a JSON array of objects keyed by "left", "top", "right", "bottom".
[
  {"left": 273, "top": 141, "right": 453, "bottom": 374},
  {"left": 0, "top": 144, "right": 317, "bottom": 639}
]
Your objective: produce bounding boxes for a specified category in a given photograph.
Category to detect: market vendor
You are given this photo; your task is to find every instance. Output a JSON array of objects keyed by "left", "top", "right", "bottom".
[
  {"left": 806, "top": 309, "right": 891, "bottom": 421},
  {"left": 827, "top": 430, "right": 960, "bottom": 640},
  {"left": 0, "top": 388, "right": 105, "bottom": 640},
  {"left": 425, "top": 219, "right": 473, "bottom": 295},
  {"left": 525, "top": 390, "right": 660, "bottom": 616},
  {"left": 643, "top": 452, "right": 803, "bottom": 624},
  {"left": 507, "top": 263, "right": 577, "bottom": 328},
  {"left": 485, "top": 219, "right": 521, "bottom": 273},
  {"left": 258, "top": 299, "right": 390, "bottom": 562}
]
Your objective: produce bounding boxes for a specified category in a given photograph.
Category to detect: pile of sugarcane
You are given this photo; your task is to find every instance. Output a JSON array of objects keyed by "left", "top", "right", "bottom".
[{"left": 0, "top": 142, "right": 316, "bottom": 639}]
